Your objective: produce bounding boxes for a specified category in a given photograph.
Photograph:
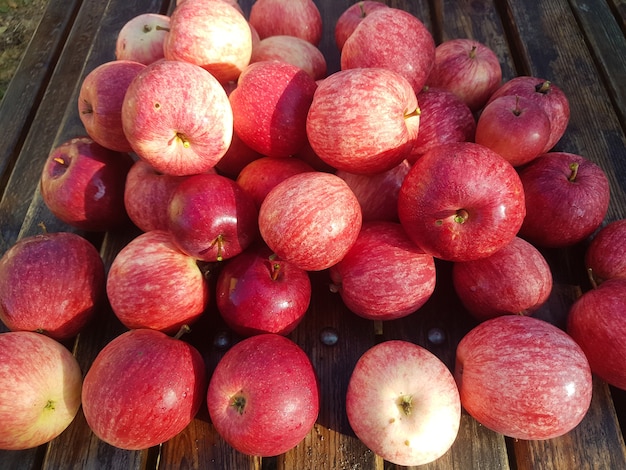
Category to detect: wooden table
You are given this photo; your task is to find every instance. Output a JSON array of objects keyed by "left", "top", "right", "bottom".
[{"left": 1, "top": 0, "right": 626, "bottom": 468}]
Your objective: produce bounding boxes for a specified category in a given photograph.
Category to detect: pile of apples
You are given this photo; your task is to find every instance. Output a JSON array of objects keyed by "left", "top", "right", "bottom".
[{"left": 1, "top": 0, "right": 626, "bottom": 466}]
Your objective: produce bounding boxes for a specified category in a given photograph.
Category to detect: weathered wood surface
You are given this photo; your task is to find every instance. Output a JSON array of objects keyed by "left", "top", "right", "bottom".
[{"left": 1, "top": 0, "right": 626, "bottom": 468}]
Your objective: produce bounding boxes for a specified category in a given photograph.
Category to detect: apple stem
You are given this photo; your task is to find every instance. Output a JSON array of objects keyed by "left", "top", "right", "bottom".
[
  {"left": 143, "top": 24, "right": 170, "bottom": 33},
  {"left": 405, "top": 107, "right": 421, "bottom": 119},
  {"left": 454, "top": 209, "right": 469, "bottom": 224},
  {"left": 513, "top": 95, "right": 522, "bottom": 117},
  {"left": 535, "top": 80, "right": 552, "bottom": 95},
  {"left": 268, "top": 254, "right": 281, "bottom": 281},
  {"left": 587, "top": 267, "right": 599, "bottom": 289},
  {"left": 170, "top": 132, "right": 191, "bottom": 149},
  {"left": 568, "top": 162, "right": 579, "bottom": 182},
  {"left": 373, "top": 320, "right": 383, "bottom": 336},
  {"left": 80, "top": 100, "right": 93, "bottom": 115},
  {"left": 209, "top": 235, "right": 225, "bottom": 261},
  {"left": 174, "top": 324, "right": 191, "bottom": 340},
  {"left": 359, "top": 1, "right": 367, "bottom": 18},
  {"left": 38, "top": 221, "right": 48, "bottom": 234},
  {"left": 469, "top": 45, "right": 477, "bottom": 59},
  {"left": 397, "top": 394, "right": 413, "bottom": 416},
  {"left": 53, "top": 156, "right": 67, "bottom": 166}
]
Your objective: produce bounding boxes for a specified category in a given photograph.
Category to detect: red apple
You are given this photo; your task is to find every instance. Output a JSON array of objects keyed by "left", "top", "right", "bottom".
[
  {"left": 295, "top": 139, "right": 338, "bottom": 173},
  {"left": 335, "top": 159, "right": 411, "bottom": 223},
  {"left": 82, "top": 328, "right": 207, "bottom": 450},
  {"left": 518, "top": 151, "right": 610, "bottom": 248},
  {"left": 398, "top": 141, "right": 526, "bottom": 262},
  {"left": 106, "top": 230, "right": 209, "bottom": 333},
  {"left": 121, "top": 59, "right": 233, "bottom": 176},
  {"left": 167, "top": 172, "right": 259, "bottom": 262},
  {"left": 236, "top": 156, "right": 315, "bottom": 209},
  {"left": 340, "top": 7, "right": 435, "bottom": 94},
  {"left": 0, "top": 231, "right": 105, "bottom": 340},
  {"left": 426, "top": 38, "right": 502, "bottom": 112},
  {"left": 0, "top": 331, "right": 83, "bottom": 450},
  {"left": 329, "top": 221, "right": 436, "bottom": 321},
  {"left": 229, "top": 61, "right": 318, "bottom": 158},
  {"left": 40, "top": 136, "right": 134, "bottom": 232},
  {"left": 258, "top": 171, "right": 362, "bottom": 271},
  {"left": 455, "top": 315, "right": 593, "bottom": 440},
  {"left": 207, "top": 333, "right": 319, "bottom": 456},
  {"left": 115, "top": 13, "right": 170, "bottom": 65},
  {"left": 409, "top": 86, "right": 476, "bottom": 163},
  {"left": 452, "top": 236, "right": 553, "bottom": 321},
  {"left": 214, "top": 128, "right": 264, "bottom": 179},
  {"left": 123, "top": 159, "right": 190, "bottom": 233},
  {"left": 475, "top": 94, "right": 551, "bottom": 167},
  {"left": 567, "top": 278, "right": 626, "bottom": 390},
  {"left": 306, "top": 68, "right": 420, "bottom": 174},
  {"left": 334, "top": 1, "right": 389, "bottom": 52},
  {"left": 487, "top": 76, "right": 570, "bottom": 153},
  {"left": 215, "top": 243, "right": 311, "bottom": 336},
  {"left": 585, "top": 219, "right": 626, "bottom": 286},
  {"left": 248, "top": 0, "right": 323, "bottom": 46},
  {"left": 346, "top": 340, "right": 460, "bottom": 466},
  {"left": 164, "top": 0, "right": 252, "bottom": 83},
  {"left": 78, "top": 60, "right": 146, "bottom": 153},
  {"left": 250, "top": 35, "right": 327, "bottom": 80}
]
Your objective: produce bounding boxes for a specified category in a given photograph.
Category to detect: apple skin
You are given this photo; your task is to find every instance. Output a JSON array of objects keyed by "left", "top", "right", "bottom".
[
  {"left": 250, "top": 35, "right": 327, "bottom": 80},
  {"left": 329, "top": 221, "right": 436, "bottom": 321},
  {"left": 115, "top": 13, "right": 170, "bottom": 65},
  {"left": 334, "top": 1, "right": 389, "bottom": 52},
  {"left": 258, "top": 171, "right": 362, "bottom": 271},
  {"left": 585, "top": 219, "right": 626, "bottom": 286},
  {"left": 340, "top": 7, "right": 435, "bottom": 94},
  {"left": 398, "top": 141, "right": 526, "bottom": 262},
  {"left": 106, "top": 230, "right": 209, "bottom": 333},
  {"left": 214, "top": 129, "right": 264, "bottom": 179},
  {"left": 164, "top": 0, "right": 252, "bottom": 83},
  {"left": 248, "top": 0, "right": 323, "bottom": 46},
  {"left": 567, "top": 278, "right": 626, "bottom": 390},
  {"left": 167, "top": 173, "right": 259, "bottom": 262},
  {"left": 0, "top": 331, "right": 82, "bottom": 450},
  {"left": 517, "top": 151, "right": 610, "bottom": 248},
  {"left": 335, "top": 159, "right": 411, "bottom": 223},
  {"left": 487, "top": 76, "right": 570, "bottom": 153},
  {"left": 207, "top": 333, "right": 319, "bottom": 456},
  {"left": 455, "top": 315, "right": 593, "bottom": 440},
  {"left": 121, "top": 59, "right": 233, "bottom": 177},
  {"left": 306, "top": 68, "right": 420, "bottom": 175},
  {"left": 40, "top": 136, "right": 134, "bottom": 232},
  {"left": 409, "top": 86, "right": 476, "bottom": 163},
  {"left": 452, "top": 236, "right": 553, "bottom": 321},
  {"left": 229, "top": 61, "right": 318, "bottom": 158},
  {"left": 426, "top": 38, "right": 502, "bottom": 112},
  {"left": 78, "top": 60, "right": 146, "bottom": 153},
  {"left": 236, "top": 156, "right": 315, "bottom": 209},
  {"left": 475, "top": 94, "right": 551, "bottom": 167},
  {"left": 0, "top": 231, "right": 105, "bottom": 340},
  {"left": 346, "top": 340, "right": 461, "bottom": 467},
  {"left": 215, "top": 243, "right": 311, "bottom": 336},
  {"left": 123, "top": 160, "right": 189, "bottom": 233},
  {"left": 82, "top": 328, "right": 207, "bottom": 450}
]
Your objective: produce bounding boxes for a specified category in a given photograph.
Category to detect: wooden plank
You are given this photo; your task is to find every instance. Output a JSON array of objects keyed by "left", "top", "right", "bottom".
[
  {"left": 499, "top": 0, "right": 626, "bottom": 468},
  {"left": 607, "top": 0, "right": 626, "bottom": 30},
  {"left": 569, "top": 0, "right": 626, "bottom": 130},
  {"left": 0, "top": 0, "right": 81, "bottom": 191}
]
